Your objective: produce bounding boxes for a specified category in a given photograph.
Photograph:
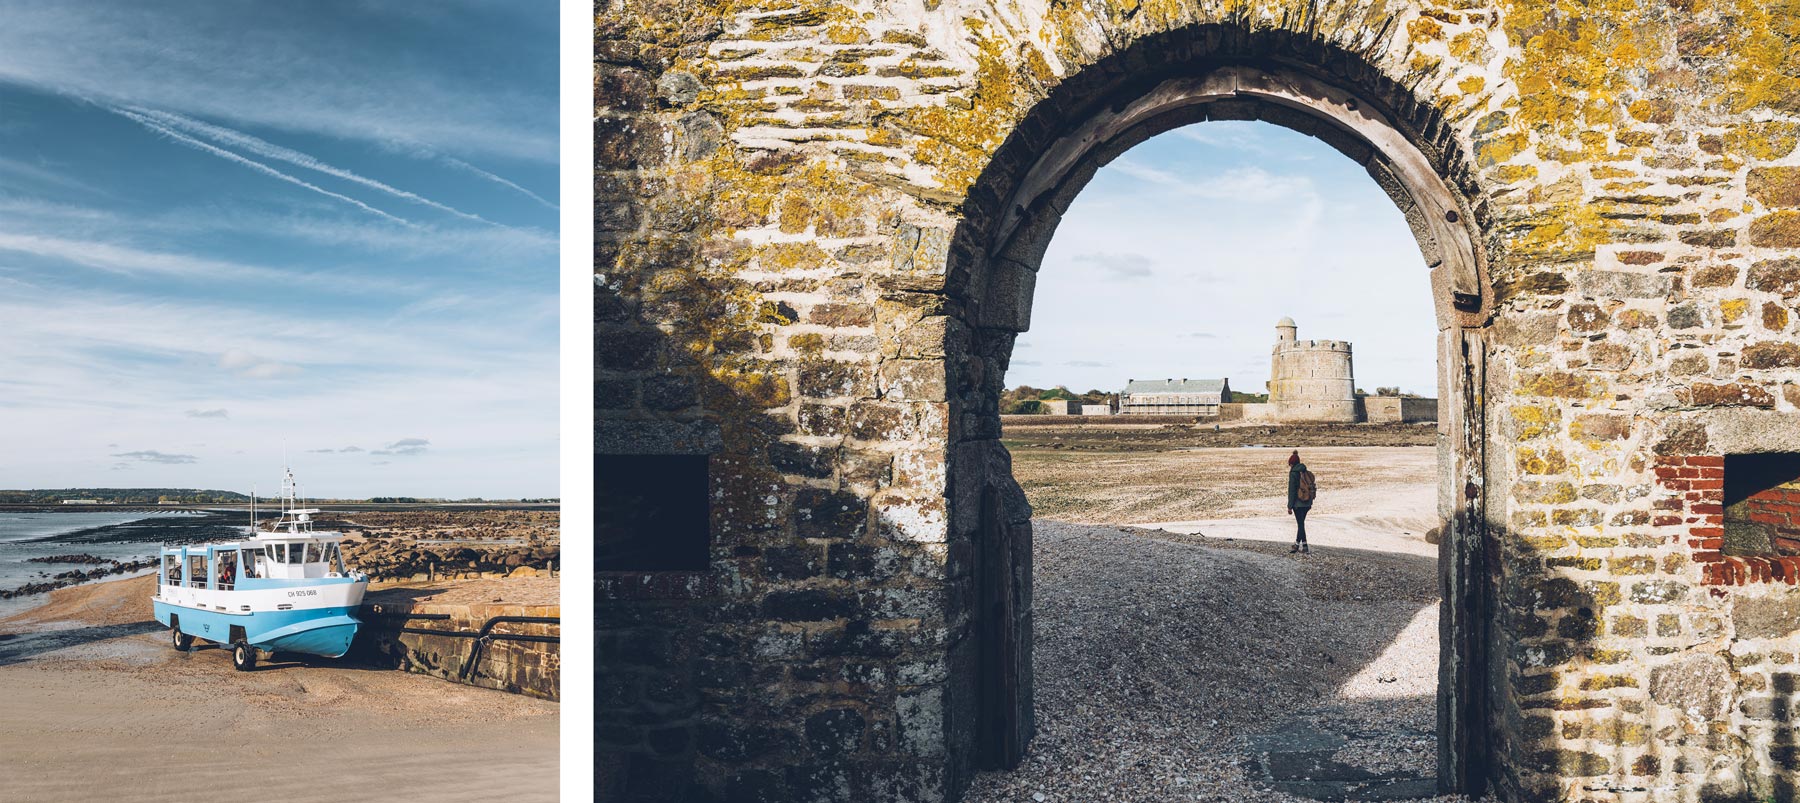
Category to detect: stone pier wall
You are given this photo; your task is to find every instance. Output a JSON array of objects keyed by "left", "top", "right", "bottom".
[{"left": 356, "top": 600, "right": 560, "bottom": 701}]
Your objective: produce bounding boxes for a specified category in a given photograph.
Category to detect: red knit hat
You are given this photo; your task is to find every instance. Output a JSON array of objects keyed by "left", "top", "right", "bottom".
[{"left": 1288, "top": 450, "right": 1300, "bottom": 465}]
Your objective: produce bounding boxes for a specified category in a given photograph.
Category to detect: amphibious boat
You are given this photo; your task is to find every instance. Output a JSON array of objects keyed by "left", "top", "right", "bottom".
[{"left": 152, "top": 468, "right": 368, "bottom": 670}]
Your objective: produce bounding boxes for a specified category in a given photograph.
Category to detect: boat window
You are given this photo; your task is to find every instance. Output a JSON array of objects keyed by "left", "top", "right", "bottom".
[
  {"left": 324, "top": 543, "right": 345, "bottom": 573},
  {"left": 288, "top": 543, "right": 308, "bottom": 564},
  {"left": 240, "top": 549, "right": 258, "bottom": 579},
  {"left": 265, "top": 545, "right": 275, "bottom": 562},
  {"left": 162, "top": 555, "right": 179, "bottom": 586},
  {"left": 187, "top": 555, "right": 207, "bottom": 588}
]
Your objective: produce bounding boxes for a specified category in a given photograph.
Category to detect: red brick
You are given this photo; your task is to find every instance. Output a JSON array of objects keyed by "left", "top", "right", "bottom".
[
  {"left": 1691, "top": 480, "right": 1724, "bottom": 491},
  {"left": 1654, "top": 515, "right": 1684, "bottom": 526},
  {"left": 1665, "top": 480, "right": 1691, "bottom": 491},
  {"left": 1698, "top": 467, "right": 1724, "bottom": 479},
  {"left": 1688, "top": 455, "right": 1725, "bottom": 467},
  {"left": 1692, "top": 527, "right": 1725, "bottom": 537},
  {"left": 1654, "top": 466, "right": 1682, "bottom": 479},
  {"left": 1691, "top": 503, "right": 1724, "bottom": 514}
]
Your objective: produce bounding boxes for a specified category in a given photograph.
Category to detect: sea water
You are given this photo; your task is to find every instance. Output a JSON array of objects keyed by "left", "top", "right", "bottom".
[{"left": 0, "top": 511, "right": 198, "bottom": 594}]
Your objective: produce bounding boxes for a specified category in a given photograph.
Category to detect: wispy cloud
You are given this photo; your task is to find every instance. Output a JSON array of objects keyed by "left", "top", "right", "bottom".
[
  {"left": 0, "top": 3, "right": 556, "bottom": 162},
  {"left": 113, "top": 449, "right": 197, "bottom": 464},
  {"left": 113, "top": 107, "right": 413, "bottom": 225},
  {"left": 1110, "top": 160, "right": 1317, "bottom": 204},
  {"left": 1174, "top": 125, "right": 1316, "bottom": 161},
  {"left": 185, "top": 408, "right": 229, "bottom": 419},
  {"left": 0, "top": 231, "right": 287, "bottom": 283},
  {"left": 1065, "top": 360, "right": 1106, "bottom": 367},
  {"left": 371, "top": 437, "right": 429, "bottom": 457},
  {"left": 1073, "top": 252, "right": 1153, "bottom": 280},
  {"left": 218, "top": 349, "right": 299, "bottom": 379},
  {"left": 0, "top": 156, "right": 108, "bottom": 197}
]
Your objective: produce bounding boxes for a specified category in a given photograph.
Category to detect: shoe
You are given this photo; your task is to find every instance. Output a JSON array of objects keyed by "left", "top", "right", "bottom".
[
  {"left": 1302, "top": 544, "right": 1311, "bottom": 554},
  {"left": 1289, "top": 544, "right": 1299, "bottom": 553}
]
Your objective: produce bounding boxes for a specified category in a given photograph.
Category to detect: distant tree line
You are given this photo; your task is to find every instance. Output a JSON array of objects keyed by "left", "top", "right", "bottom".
[
  {"left": 0, "top": 488, "right": 251, "bottom": 504},
  {"left": 1001, "top": 385, "right": 1119, "bottom": 414}
]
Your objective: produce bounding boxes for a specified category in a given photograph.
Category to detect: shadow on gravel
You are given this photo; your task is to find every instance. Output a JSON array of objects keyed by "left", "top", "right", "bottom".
[
  {"left": 0, "top": 621, "right": 162, "bottom": 666},
  {"left": 966, "top": 522, "right": 1448, "bottom": 802},
  {"left": 1164, "top": 533, "right": 1444, "bottom": 800}
]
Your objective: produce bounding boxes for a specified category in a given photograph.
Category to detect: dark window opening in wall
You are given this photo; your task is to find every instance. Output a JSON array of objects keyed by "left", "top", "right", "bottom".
[
  {"left": 1723, "top": 453, "right": 1800, "bottom": 557},
  {"left": 597, "top": 453, "right": 710, "bottom": 571}
]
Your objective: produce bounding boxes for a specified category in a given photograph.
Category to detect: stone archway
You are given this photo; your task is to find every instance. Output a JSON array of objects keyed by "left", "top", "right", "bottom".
[
  {"left": 937, "top": 37, "right": 1500, "bottom": 797},
  {"left": 600, "top": 2, "right": 1800, "bottom": 800}
]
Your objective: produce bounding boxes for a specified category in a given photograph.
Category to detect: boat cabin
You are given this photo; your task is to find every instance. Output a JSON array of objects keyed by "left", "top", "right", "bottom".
[{"left": 159, "top": 535, "right": 350, "bottom": 591}]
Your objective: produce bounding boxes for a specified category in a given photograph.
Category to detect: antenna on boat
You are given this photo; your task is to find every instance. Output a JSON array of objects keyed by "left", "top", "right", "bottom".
[{"left": 250, "top": 483, "right": 256, "bottom": 534}]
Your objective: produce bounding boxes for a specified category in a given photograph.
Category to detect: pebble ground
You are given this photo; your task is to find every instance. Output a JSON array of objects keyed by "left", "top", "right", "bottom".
[{"left": 962, "top": 521, "right": 1488, "bottom": 803}]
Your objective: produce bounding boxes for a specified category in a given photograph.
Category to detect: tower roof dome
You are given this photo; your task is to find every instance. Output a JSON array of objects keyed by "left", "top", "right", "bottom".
[{"left": 1277, "top": 316, "right": 1296, "bottom": 328}]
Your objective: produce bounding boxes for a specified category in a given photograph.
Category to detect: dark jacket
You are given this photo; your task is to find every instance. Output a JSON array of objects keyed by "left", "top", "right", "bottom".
[{"left": 1288, "top": 463, "right": 1312, "bottom": 510}]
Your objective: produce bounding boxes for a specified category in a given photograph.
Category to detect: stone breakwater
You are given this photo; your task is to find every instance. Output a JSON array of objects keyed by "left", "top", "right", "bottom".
[
  {"left": 24, "top": 553, "right": 116, "bottom": 564},
  {"left": 342, "top": 539, "right": 559, "bottom": 582},
  {"left": 0, "top": 557, "right": 158, "bottom": 600}
]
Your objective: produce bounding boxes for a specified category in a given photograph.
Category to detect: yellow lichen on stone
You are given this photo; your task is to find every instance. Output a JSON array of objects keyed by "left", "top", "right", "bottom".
[
  {"left": 1725, "top": 121, "right": 1800, "bottom": 161},
  {"left": 890, "top": 31, "right": 1038, "bottom": 199},
  {"left": 1499, "top": 0, "right": 1654, "bottom": 136},
  {"left": 1709, "top": 0, "right": 1800, "bottom": 114}
]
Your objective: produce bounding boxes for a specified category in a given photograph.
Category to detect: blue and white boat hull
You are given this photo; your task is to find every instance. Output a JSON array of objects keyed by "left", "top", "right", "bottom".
[
  {"left": 153, "top": 601, "right": 361, "bottom": 658},
  {"left": 153, "top": 575, "right": 367, "bottom": 659}
]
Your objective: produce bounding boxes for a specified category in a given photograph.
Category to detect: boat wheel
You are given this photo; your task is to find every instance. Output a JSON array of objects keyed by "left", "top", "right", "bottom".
[
  {"left": 171, "top": 627, "right": 194, "bottom": 651},
  {"left": 232, "top": 643, "right": 257, "bottom": 672}
]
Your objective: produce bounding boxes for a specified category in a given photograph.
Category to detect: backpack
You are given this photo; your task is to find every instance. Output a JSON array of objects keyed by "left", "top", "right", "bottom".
[{"left": 1296, "top": 469, "right": 1317, "bottom": 503}]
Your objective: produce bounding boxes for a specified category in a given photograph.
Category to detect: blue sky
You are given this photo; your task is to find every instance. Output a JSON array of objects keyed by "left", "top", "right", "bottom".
[
  {"left": 0, "top": 2, "right": 558, "bottom": 498},
  {"left": 1012, "top": 121, "right": 1438, "bottom": 398}
]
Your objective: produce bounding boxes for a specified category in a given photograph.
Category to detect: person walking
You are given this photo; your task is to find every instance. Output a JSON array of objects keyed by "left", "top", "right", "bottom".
[{"left": 1287, "top": 450, "right": 1315, "bottom": 553}]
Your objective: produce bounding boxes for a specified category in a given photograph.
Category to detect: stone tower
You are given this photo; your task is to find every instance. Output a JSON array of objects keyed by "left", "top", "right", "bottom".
[{"left": 1268, "top": 317, "right": 1358, "bottom": 423}]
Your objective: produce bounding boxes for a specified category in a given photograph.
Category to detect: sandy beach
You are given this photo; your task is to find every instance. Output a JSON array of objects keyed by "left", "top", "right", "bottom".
[{"left": 0, "top": 574, "right": 559, "bottom": 802}]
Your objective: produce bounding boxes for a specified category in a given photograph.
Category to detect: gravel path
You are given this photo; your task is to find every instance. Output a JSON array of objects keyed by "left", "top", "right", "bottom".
[{"left": 963, "top": 521, "right": 1481, "bottom": 803}]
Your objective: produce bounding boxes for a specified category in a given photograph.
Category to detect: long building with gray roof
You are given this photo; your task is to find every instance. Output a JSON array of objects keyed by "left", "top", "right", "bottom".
[{"left": 1118, "top": 377, "right": 1230, "bottom": 416}]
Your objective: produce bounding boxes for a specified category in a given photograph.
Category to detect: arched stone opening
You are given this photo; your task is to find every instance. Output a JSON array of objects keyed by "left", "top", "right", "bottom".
[{"left": 939, "top": 27, "right": 1502, "bottom": 798}]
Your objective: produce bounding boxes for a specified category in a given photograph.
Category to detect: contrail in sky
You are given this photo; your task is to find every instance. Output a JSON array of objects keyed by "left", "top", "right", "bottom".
[
  {"left": 443, "top": 156, "right": 558, "bottom": 210},
  {"left": 114, "top": 108, "right": 412, "bottom": 226},
  {"left": 127, "top": 107, "right": 492, "bottom": 225}
]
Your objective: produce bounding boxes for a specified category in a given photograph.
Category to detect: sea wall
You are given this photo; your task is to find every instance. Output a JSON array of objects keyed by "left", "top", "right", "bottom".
[{"left": 354, "top": 600, "right": 560, "bottom": 701}]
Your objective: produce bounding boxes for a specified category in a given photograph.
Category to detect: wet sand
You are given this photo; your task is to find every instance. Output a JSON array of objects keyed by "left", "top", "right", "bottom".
[
  {"left": 0, "top": 575, "right": 558, "bottom": 802},
  {"left": 1012, "top": 442, "right": 1438, "bottom": 525}
]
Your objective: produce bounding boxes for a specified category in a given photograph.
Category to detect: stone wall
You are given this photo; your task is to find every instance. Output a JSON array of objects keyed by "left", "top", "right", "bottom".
[
  {"left": 1364, "top": 396, "right": 1439, "bottom": 424},
  {"left": 598, "top": 0, "right": 1800, "bottom": 800},
  {"left": 356, "top": 600, "right": 560, "bottom": 701}
]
